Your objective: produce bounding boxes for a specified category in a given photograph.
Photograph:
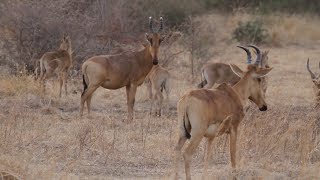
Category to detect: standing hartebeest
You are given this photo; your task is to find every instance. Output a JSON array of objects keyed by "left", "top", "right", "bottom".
[
  {"left": 198, "top": 46, "right": 270, "bottom": 94},
  {"left": 38, "top": 36, "right": 73, "bottom": 97},
  {"left": 306, "top": 58, "right": 320, "bottom": 106},
  {"left": 174, "top": 46, "right": 273, "bottom": 180},
  {"left": 145, "top": 64, "right": 171, "bottom": 116},
  {"left": 80, "top": 17, "right": 165, "bottom": 121}
]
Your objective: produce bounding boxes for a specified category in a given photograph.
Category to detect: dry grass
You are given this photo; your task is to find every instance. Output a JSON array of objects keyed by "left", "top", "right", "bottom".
[{"left": 0, "top": 13, "right": 320, "bottom": 179}]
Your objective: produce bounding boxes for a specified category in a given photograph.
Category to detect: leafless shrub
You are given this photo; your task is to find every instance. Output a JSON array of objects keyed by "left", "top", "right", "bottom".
[{"left": 179, "top": 16, "right": 216, "bottom": 79}]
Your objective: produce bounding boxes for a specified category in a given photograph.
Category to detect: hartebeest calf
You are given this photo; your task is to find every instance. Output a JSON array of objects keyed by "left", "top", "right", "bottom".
[
  {"left": 38, "top": 36, "right": 73, "bottom": 97},
  {"left": 174, "top": 46, "right": 272, "bottom": 180},
  {"left": 198, "top": 46, "right": 270, "bottom": 94},
  {"left": 306, "top": 58, "right": 320, "bottom": 106},
  {"left": 80, "top": 17, "right": 165, "bottom": 121},
  {"left": 145, "top": 64, "right": 171, "bottom": 116}
]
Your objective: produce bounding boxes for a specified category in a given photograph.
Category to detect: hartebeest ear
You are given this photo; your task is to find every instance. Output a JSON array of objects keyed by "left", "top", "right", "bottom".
[
  {"left": 229, "top": 63, "right": 244, "bottom": 77},
  {"left": 312, "top": 79, "right": 319, "bottom": 84},
  {"left": 159, "top": 36, "right": 165, "bottom": 44},
  {"left": 252, "top": 67, "right": 273, "bottom": 78},
  {"left": 145, "top": 33, "right": 152, "bottom": 43}
]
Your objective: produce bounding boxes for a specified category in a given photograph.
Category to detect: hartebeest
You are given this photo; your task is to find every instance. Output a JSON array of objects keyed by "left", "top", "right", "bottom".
[
  {"left": 174, "top": 46, "right": 272, "bottom": 180},
  {"left": 306, "top": 58, "right": 320, "bottom": 106},
  {"left": 80, "top": 17, "right": 165, "bottom": 121},
  {"left": 198, "top": 46, "right": 270, "bottom": 94},
  {"left": 145, "top": 64, "right": 171, "bottom": 116},
  {"left": 38, "top": 36, "right": 72, "bottom": 97}
]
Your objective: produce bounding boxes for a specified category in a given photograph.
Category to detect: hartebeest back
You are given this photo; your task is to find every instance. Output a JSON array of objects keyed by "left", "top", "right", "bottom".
[
  {"left": 80, "top": 17, "right": 165, "bottom": 121},
  {"left": 198, "top": 46, "right": 270, "bottom": 94},
  {"left": 306, "top": 58, "right": 320, "bottom": 106},
  {"left": 38, "top": 36, "right": 73, "bottom": 97},
  {"left": 174, "top": 45, "right": 272, "bottom": 180},
  {"left": 144, "top": 64, "right": 171, "bottom": 116}
]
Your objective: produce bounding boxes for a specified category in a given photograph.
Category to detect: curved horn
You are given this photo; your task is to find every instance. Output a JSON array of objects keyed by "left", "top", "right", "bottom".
[
  {"left": 158, "top": 17, "right": 163, "bottom": 32},
  {"left": 307, "top": 58, "right": 316, "bottom": 79},
  {"left": 248, "top": 45, "right": 261, "bottom": 66},
  {"left": 237, "top": 45, "right": 252, "bottom": 64},
  {"left": 149, "top": 16, "right": 154, "bottom": 32}
]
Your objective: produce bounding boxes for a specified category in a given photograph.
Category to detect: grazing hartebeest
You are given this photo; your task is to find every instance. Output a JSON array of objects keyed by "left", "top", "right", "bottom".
[
  {"left": 38, "top": 36, "right": 72, "bottom": 97},
  {"left": 174, "top": 46, "right": 273, "bottom": 180},
  {"left": 306, "top": 58, "right": 320, "bottom": 106},
  {"left": 198, "top": 46, "right": 270, "bottom": 93},
  {"left": 80, "top": 17, "right": 165, "bottom": 121},
  {"left": 145, "top": 64, "right": 170, "bottom": 116}
]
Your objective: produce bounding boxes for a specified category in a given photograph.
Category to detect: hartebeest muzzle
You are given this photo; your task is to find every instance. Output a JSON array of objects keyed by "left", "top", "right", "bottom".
[
  {"left": 259, "top": 105, "right": 267, "bottom": 111},
  {"left": 153, "top": 59, "right": 158, "bottom": 65}
]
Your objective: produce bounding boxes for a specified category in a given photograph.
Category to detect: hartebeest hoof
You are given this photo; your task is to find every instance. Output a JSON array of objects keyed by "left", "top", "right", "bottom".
[{"left": 126, "top": 115, "right": 134, "bottom": 123}]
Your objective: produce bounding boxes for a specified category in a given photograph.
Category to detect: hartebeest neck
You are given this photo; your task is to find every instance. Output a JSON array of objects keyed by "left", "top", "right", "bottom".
[
  {"left": 232, "top": 74, "right": 251, "bottom": 107},
  {"left": 136, "top": 45, "right": 154, "bottom": 71}
]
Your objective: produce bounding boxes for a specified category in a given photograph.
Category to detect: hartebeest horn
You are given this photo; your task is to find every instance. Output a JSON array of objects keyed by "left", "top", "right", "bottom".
[
  {"left": 149, "top": 16, "right": 154, "bottom": 32},
  {"left": 307, "top": 58, "right": 316, "bottom": 79},
  {"left": 237, "top": 45, "right": 252, "bottom": 64},
  {"left": 248, "top": 45, "right": 262, "bottom": 66},
  {"left": 158, "top": 17, "right": 163, "bottom": 32}
]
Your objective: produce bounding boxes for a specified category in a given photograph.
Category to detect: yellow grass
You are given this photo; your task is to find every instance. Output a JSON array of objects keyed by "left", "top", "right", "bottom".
[{"left": 0, "top": 13, "right": 320, "bottom": 179}]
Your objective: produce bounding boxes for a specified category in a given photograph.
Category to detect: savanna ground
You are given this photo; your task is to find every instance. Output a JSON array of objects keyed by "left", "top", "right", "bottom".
[{"left": 1, "top": 13, "right": 320, "bottom": 179}]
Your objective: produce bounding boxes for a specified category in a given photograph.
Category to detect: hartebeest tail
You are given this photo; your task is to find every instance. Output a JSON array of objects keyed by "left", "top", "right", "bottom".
[
  {"left": 177, "top": 98, "right": 191, "bottom": 139},
  {"left": 197, "top": 69, "right": 207, "bottom": 88},
  {"left": 174, "top": 45, "right": 272, "bottom": 180},
  {"left": 82, "top": 75, "right": 88, "bottom": 97}
]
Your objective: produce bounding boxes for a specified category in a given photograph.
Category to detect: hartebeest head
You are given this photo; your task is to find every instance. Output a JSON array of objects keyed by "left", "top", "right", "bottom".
[
  {"left": 145, "top": 17, "right": 164, "bottom": 65},
  {"left": 307, "top": 58, "right": 320, "bottom": 91},
  {"left": 231, "top": 45, "right": 273, "bottom": 111},
  {"left": 59, "top": 35, "right": 71, "bottom": 51}
]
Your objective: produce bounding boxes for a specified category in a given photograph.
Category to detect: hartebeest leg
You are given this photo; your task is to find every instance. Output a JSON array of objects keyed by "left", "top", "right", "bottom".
[
  {"left": 126, "top": 84, "right": 137, "bottom": 122},
  {"left": 164, "top": 81, "right": 170, "bottom": 101},
  {"left": 80, "top": 85, "right": 99, "bottom": 116},
  {"left": 174, "top": 133, "right": 188, "bottom": 180},
  {"left": 203, "top": 137, "right": 214, "bottom": 180},
  {"left": 146, "top": 81, "right": 153, "bottom": 100},
  {"left": 63, "top": 72, "right": 68, "bottom": 96},
  {"left": 155, "top": 91, "right": 163, "bottom": 116},
  {"left": 183, "top": 132, "right": 204, "bottom": 180},
  {"left": 229, "top": 126, "right": 238, "bottom": 169},
  {"left": 39, "top": 72, "right": 47, "bottom": 94},
  {"left": 86, "top": 93, "right": 93, "bottom": 114},
  {"left": 58, "top": 73, "right": 63, "bottom": 98}
]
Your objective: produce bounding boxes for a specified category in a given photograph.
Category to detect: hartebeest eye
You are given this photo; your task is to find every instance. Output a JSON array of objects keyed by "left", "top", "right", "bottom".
[{"left": 257, "top": 78, "right": 262, "bottom": 82}]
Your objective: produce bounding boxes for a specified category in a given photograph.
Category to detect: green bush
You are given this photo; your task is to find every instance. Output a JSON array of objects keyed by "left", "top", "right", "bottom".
[{"left": 232, "top": 20, "right": 269, "bottom": 44}]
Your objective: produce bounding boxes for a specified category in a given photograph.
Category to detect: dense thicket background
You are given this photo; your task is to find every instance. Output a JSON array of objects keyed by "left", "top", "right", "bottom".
[{"left": 1, "top": 0, "right": 320, "bottom": 73}]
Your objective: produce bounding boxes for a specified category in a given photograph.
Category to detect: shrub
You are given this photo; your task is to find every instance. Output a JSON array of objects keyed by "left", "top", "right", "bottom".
[{"left": 233, "top": 20, "right": 269, "bottom": 44}]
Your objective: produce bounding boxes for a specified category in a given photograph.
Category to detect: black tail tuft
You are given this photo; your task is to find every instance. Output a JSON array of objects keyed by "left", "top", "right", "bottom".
[
  {"left": 184, "top": 114, "right": 191, "bottom": 139},
  {"left": 160, "top": 81, "right": 165, "bottom": 92},
  {"left": 197, "top": 79, "right": 207, "bottom": 88},
  {"left": 82, "top": 74, "right": 88, "bottom": 97}
]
